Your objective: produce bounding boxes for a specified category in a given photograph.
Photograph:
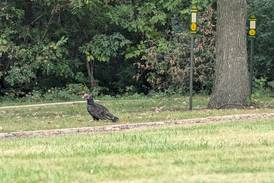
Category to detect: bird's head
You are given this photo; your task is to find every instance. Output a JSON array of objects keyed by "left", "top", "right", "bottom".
[{"left": 82, "top": 93, "right": 92, "bottom": 100}]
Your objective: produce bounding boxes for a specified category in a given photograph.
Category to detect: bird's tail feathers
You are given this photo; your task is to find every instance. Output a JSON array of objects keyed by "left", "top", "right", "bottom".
[
  {"left": 106, "top": 113, "right": 119, "bottom": 122},
  {"left": 111, "top": 116, "right": 119, "bottom": 122}
]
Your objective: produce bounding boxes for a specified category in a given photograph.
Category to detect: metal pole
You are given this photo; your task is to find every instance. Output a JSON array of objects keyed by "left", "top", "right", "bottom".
[
  {"left": 250, "top": 38, "right": 254, "bottom": 96},
  {"left": 189, "top": 35, "right": 194, "bottom": 110}
]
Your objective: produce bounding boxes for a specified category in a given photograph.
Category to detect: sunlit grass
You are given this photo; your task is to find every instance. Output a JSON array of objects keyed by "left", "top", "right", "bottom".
[{"left": 1, "top": 119, "right": 274, "bottom": 182}]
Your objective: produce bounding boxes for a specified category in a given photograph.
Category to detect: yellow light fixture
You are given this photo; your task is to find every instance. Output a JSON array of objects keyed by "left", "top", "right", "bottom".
[
  {"left": 249, "top": 15, "right": 256, "bottom": 37},
  {"left": 190, "top": 6, "right": 198, "bottom": 33}
]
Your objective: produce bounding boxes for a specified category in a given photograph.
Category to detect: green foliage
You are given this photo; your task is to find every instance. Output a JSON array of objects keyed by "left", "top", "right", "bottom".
[
  {"left": 33, "top": 37, "right": 72, "bottom": 77},
  {"left": 254, "top": 78, "right": 268, "bottom": 90},
  {"left": 0, "top": 0, "right": 273, "bottom": 97},
  {"left": 80, "top": 33, "right": 131, "bottom": 62},
  {"left": 1, "top": 35, "right": 73, "bottom": 92},
  {"left": 4, "top": 66, "right": 35, "bottom": 87},
  {"left": 248, "top": 0, "right": 274, "bottom": 81},
  {"left": 108, "top": 2, "right": 167, "bottom": 39},
  {"left": 38, "top": 83, "right": 90, "bottom": 101},
  {"left": 130, "top": 3, "right": 215, "bottom": 93},
  {"left": 268, "top": 81, "right": 274, "bottom": 89}
]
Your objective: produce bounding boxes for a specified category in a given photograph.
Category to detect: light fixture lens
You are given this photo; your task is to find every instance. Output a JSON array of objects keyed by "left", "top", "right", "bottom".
[
  {"left": 250, "top": 20, "right": 256, "bottom": 29},
  {"left": 192, "top": 13, "right": 197, "bottom": 23}
]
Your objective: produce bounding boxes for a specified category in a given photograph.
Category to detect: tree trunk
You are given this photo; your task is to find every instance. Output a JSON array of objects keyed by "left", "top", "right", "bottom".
[
  {"left": 86, "top": 61, "right": 96, "bottom": 88},
  {"left": 208, "top": 0, "right": 250, "bottom": 109}
]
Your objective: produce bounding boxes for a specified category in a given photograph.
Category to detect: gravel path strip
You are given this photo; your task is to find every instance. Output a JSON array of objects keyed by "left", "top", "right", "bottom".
[
  {"left": 0, "top": 98, "right": 186, "bottom": 110},
  {"left": 0, "top": 101, "right": 86, "bottom": 110},
  {"left": 1, "top": 112, "right": 274, "bottom": 139}
]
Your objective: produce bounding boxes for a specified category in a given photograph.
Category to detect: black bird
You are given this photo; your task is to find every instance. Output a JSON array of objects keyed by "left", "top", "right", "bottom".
[{"left": 82, "top": 93, "right": 119, "bottom": 122}]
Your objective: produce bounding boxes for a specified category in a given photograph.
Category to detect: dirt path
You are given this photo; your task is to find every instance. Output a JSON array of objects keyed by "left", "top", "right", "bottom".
[
  {"left": 0, "top": 98, "right": 160, "bottom": 110},
  {"left": 0, "top": 101, "right": 86, "bottom": 110},
  {"left": 0, "top": 97, "right": 185, "bottom": 110},
  {"left": 1, "top": 112, "right": 274, "bottom": 139}
]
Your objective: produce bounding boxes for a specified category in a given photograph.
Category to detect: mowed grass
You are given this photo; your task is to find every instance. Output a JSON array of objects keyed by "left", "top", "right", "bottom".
[
  {"left": 0, "top": 96, "right": 274, "bottom": 132},
  {"left": 1, "top": 119, "right": 274, "bottom": 183}
]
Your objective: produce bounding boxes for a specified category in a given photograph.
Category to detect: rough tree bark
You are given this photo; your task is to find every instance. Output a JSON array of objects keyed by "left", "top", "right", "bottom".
[{"left": 208, "top": 0, "right": 250, "bottom": 109}]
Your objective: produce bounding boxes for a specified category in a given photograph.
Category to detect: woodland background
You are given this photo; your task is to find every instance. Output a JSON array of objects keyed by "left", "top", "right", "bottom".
[{"left": 0, "top": 0, "right": 273, "bottom": 99}]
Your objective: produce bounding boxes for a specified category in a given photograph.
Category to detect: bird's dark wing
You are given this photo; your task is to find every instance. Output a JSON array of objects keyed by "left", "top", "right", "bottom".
[
  {"left": 87, "top": 102, "right": 119, "bottom": 122},
  {"left": 87, "top": 105, "right": 103, "bottom": 119},
  {"left": 94, "top": 103, "right": 109, "bottom": 112},
  {"left": 95, "top": 103, "right": 119, "bottom": 122}
]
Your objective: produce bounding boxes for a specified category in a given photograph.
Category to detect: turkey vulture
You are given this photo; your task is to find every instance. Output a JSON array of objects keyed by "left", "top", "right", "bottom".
[{"left": 82, "top": 93, "right": 119, "bottom": 122}]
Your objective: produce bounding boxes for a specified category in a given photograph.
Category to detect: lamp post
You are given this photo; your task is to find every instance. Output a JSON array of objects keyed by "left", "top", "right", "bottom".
[
  {"left": 189, "top": 6, "right": 197, "bottom": 111},
  {"left": 249, "top": 15, "right": 256, "bottom": 96}
]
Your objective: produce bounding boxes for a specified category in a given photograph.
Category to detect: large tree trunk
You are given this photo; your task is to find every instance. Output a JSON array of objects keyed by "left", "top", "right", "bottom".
[{"left": 208, "top": 0, "right": 250, "bottom": 109}]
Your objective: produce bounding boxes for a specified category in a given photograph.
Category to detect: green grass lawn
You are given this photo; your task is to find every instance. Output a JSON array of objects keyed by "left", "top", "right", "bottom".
[
  {"left": 1, "top": 119, "right": 274, "bottom": 183},
  {"left": 0, "top": 96, "right": 274, "bottom": 133}
]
